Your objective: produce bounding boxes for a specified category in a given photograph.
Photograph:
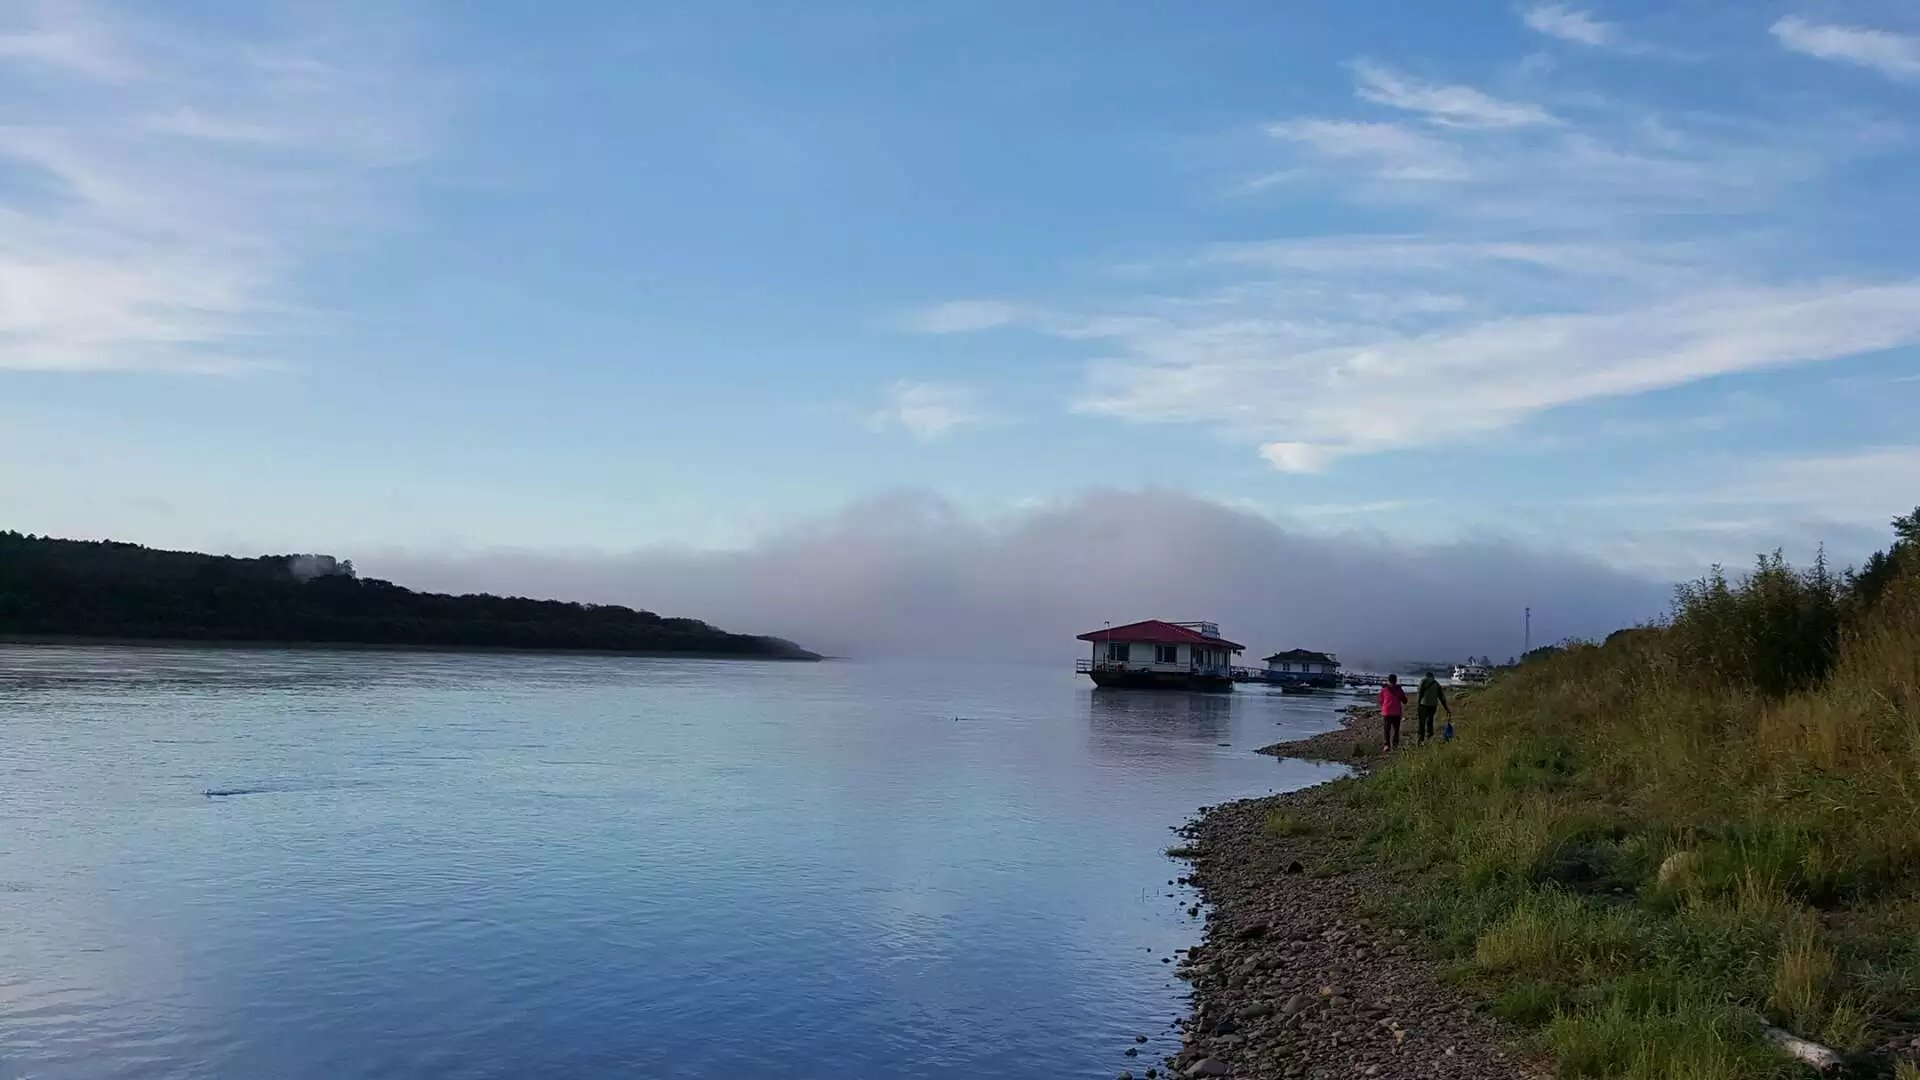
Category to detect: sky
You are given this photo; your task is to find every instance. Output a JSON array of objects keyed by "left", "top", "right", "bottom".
[{"left": 3, "top": 1, "right": 1918, "bottom": 659}]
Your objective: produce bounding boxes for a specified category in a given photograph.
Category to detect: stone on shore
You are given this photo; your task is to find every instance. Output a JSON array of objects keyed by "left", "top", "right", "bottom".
[{"left": 1167, "top": 704, "right": 1545, "bottom": 1080}]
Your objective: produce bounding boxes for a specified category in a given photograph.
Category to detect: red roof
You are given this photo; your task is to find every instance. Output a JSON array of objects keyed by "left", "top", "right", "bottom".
[{"left": 1076, "top": 619, "right": 1244, "bottom": 651}]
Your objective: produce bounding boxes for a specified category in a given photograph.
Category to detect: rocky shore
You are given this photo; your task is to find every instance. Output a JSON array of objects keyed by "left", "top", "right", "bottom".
[
  {"left": 1156, "top": 707, "right": 1547, "bottom": 1080},
  {"left": 1252, "top": 701, "right": 1379, "bottom": 767}
]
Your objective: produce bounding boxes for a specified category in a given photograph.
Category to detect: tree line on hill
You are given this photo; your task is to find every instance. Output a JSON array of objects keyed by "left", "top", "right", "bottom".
[{"left": 0, "top": 531, "right": 816, "bottom": 659}]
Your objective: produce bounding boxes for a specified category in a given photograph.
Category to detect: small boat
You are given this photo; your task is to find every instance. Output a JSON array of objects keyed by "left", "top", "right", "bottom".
[{"left": 1451, "top": 661, "right": 1492, "bottom": 686}]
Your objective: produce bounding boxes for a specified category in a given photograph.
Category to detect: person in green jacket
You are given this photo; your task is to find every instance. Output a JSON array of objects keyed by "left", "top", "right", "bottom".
[{"left": 1415, "top": 671, "right": 1452, "bottom": 745}]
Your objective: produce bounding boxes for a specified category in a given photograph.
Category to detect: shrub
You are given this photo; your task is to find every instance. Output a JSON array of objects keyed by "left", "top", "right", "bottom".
[
  {"left": 1669, "top": 550, "right": 1842, "bottom": 697},
  {"left": 1328, "top": 512, "right": 1920, "bottom": 1074}
]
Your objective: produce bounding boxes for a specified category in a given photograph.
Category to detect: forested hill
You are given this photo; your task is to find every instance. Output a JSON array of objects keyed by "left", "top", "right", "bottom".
[{"left": 0, "top": 532, "right": 817, "bottom": 660}]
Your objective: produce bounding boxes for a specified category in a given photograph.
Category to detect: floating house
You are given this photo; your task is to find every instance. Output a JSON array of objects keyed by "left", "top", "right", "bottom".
[
  {"left": 1075, "top": 619, "right": 1244, "bottom": 692},
  {"left": 1263, "top": 648, "right": 1341, "bottom": 690}
]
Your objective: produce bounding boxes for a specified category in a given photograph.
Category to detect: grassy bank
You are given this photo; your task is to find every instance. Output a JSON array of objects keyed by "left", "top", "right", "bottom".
[{"left": 1326, "top": 520, "right": 1920, "bottom": 1078}]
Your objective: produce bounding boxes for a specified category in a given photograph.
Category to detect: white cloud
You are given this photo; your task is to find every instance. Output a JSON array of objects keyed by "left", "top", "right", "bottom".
[
  {"left": 1546, "top": 446, "right": 1920, "bottom": 575},
  {"left": 911, "top": 24, "right": 1913, "bottom": 506},
  {"left": 1772, "top": 16, "right": 1920, "bottom": 82},
  {"left": 0, "top": 1, "right": 132, "bottom": 80},
  {"left": 141, "top": 107, "right": 295, "bottom": 146},
  {"left": 1265, "top": 119, "right": 1470, "bottom": 181},
  {"left": 0, "top": 2, "right": 438, "bottom": 373},
  {"left": 1258, "top": 442, "right": 1332, "bottom": 474},
  {"left": 1733, "top": 445, "right": 1920, "bottom": 522},
  {"left": 922, "top": 68, "right": 1905, "bottom": 474},
  {"left": 867, "top": 380, "right": 984, "bottom": 441},
  {"left": 1259, "top": 104, "right": 1827, "bottom": 220},
  {"left": 1521, "top": 5, "right": 1620, "bottom": 49},
  {"left": 899, "top": 299, "right": 1022, "bottom": 334},
  {"left": 1073, "top": 281, "right": 1920, "bottom": 470},
  {"left": 1349, "top": 61, "right": 1558, "bottom": 128}
]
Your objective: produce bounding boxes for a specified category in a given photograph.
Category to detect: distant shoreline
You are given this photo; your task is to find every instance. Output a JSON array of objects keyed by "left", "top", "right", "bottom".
[
  {"left": 0, "top": 634, "right": 823, "bottom": 663},
  {"left": 0, "top": 533, "right": 819, "bottom": 661}
]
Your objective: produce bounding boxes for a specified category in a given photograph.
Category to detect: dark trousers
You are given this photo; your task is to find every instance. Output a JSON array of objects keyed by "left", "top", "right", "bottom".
[
  {"left": 1417, "top": 705, "right": 1437, "bottom": 743},
  {"left": 1382, "top": 714, "right": 1402, "bottom": 750}
]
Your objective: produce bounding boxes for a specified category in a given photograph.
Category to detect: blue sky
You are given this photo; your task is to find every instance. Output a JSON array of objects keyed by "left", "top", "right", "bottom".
[{"left": 3, "top": 0, "right": 1919, "bottom": 585}]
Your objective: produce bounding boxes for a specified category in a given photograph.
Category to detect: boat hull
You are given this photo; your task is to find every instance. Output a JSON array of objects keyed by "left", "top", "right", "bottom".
[
  {"left": 1087, "top": 670, "right": 1234, "bottom": 693},
  {"left": 1265, "top": 672, "right": 1341, "bottom": 691}
]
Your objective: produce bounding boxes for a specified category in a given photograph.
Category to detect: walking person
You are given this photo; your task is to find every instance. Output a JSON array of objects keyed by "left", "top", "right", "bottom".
[
  {"left": 1378, "top": 674, "right": 1408, "bottom": 753},
  {"left": 1416, "top": 670, "right": 1452, "bottom": 745}
]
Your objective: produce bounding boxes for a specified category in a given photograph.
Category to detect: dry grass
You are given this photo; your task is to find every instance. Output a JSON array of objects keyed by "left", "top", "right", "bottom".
[
  {"left": 1340, "top": 546, "right": 1920, "bottom": 1076},
  {"left": 1767, "top": 919, "right": 1834, "bottom": 1033}
]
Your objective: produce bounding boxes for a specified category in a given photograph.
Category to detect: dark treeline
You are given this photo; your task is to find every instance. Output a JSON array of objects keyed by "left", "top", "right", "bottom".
[{"left": 0, "top": 532, "right": 817, "bottom": 660}]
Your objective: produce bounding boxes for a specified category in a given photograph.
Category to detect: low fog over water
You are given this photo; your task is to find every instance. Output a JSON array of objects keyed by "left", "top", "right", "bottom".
[{"left": 366, "top": 490, "right": 1669, "bottom": 665}]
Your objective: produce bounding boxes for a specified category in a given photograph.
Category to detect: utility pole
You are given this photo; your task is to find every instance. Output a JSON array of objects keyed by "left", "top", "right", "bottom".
[{"left": 1524, "top": 607, "right": 1532, "bottom": 655}]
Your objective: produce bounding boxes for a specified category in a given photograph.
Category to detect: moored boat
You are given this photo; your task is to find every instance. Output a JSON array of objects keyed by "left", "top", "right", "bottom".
[
  {"left": 1451, "top": 661, "right": 1492, "bottom": 686},
  {"left": 1075, "top": 619, "right": 1244, "bottom": 692}
]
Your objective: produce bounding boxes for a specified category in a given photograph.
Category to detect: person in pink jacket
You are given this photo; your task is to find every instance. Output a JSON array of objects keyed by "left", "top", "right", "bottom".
[{"left": 1378, "top": 674, "right": 1408, "bottom": 752}]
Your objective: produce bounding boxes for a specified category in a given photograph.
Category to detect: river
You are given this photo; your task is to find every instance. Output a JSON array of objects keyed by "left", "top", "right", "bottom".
[{"left": 0, "top": 645, "right": 1347, "bottom": 1079}]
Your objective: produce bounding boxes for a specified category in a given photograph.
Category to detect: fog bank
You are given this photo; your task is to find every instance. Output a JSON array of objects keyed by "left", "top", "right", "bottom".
[{"left": 363, "top": 490, "right": 1669, "bottom": 664}]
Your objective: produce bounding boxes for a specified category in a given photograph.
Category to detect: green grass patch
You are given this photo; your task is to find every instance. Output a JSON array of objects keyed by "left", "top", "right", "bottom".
[
  {"left": 1318, "top": 527, "right": 1920, "bottom": 1075},
  {"left": 1262, "top": 810, "right": 1314, "bottom": 838}
]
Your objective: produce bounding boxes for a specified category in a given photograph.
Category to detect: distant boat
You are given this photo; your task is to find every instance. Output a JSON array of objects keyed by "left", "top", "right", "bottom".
[
  {"left": 1074, "top": 619, "right": 1243, "bottom": 692},
  {"left": 1451, "top": 661, "right": 1492, "bottom": 686}
]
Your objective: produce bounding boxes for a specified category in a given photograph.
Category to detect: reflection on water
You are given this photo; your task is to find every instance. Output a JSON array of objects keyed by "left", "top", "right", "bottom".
[
  {"left": 0, "top": 646, "right": 1345, "bottom": 1080},
  {"left": 1087, "top": 686, "right": 1235, "bottom": 733},
  {"left": 1085, "top": 689, "right": 1238, "bottom": 769}
]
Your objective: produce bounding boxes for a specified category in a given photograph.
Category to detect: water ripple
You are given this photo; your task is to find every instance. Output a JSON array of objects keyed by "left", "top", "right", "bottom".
[{"left": 0, "top": 646, "right": 1345, "bottom": 1079}]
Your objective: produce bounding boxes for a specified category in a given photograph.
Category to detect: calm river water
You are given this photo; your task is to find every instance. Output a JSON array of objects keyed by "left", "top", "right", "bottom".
[{"left": 0, "top": 645, "right": 1347, "bottom": 1079}]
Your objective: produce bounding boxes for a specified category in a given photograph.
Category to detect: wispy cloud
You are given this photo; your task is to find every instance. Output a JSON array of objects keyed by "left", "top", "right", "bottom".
[
  {"left": 1259, "top": 107, "right": 1828, "bottom": 224},
  {"left": 1071, "top": 281, "right": 1920, "bottom": 470},
  {"left": 898, "top": 299, "right": 1023, "bottom": 334},
  {"left": 1258, "top": 443, "right": 1334, "bottom": 474},
  {"left": 0, "top": 1, "right": 133, "bottom": 80},
  {"left": 867, "top": 380, "right": 985, "bottom": 441},
  {"left": 1521, "top": 5, "right": 1623, "bottom": 49},
  {"left": 1772, "top": 16, "right": 1920, "bottom": 82},
  {"left": 0, "top": 1, "right": 439, "bottom": 373},
  {"left": 1734, "top": 445, "right": 1920, "bottom": 522},
  {"left": 1549, "top": 445, "right": 1920, "bottom": 574},
  {"left": 1265, "top": 119, "right": 1470, "bottom": 181},
  {"left": 893, "top": 24, "right": 1914, "bottom": 494},
  {"left": 1350, "top": 61, "right": 1558, "bottom": 128}
]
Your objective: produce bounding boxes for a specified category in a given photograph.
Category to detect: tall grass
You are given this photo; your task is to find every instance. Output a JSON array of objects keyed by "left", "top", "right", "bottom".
[{"left": 1344, "top": 516, "right": 1920, "bottom": 1077}]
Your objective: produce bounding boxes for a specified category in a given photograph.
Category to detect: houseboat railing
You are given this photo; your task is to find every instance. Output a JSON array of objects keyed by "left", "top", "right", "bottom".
[{"left": 1074, "top": 658, "right": 1234, "bottom": 676}]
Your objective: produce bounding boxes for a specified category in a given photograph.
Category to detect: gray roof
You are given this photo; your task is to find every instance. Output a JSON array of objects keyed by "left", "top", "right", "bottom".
[{"left": 1263, "top": 648, "right": 1338, "bottom": 665}]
